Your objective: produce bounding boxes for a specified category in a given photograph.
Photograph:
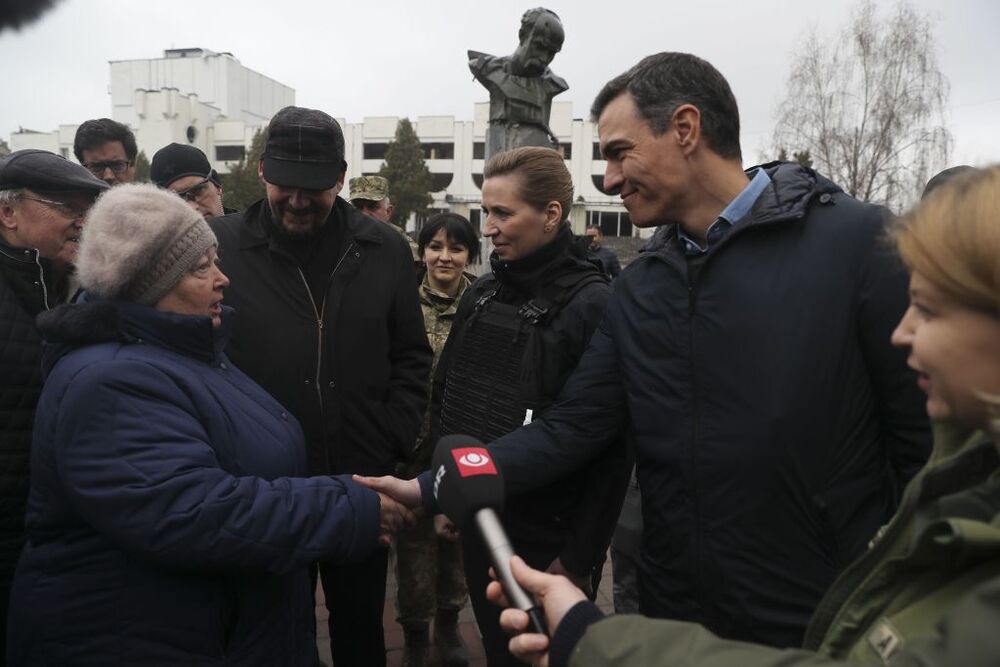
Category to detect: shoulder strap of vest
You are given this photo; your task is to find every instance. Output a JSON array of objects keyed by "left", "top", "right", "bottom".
[{"left": 518, "top": 270, "right": 607, "bottom": 326}]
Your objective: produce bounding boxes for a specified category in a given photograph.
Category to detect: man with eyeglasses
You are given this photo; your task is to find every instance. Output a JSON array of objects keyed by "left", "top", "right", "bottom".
[
  {"left": 0, "top": 149, "right": 108, "bottom": 659},
  {"left": 151, "top": 143, "right": 234, "bottom": 220},
  {"left": 73, "top": 118, "right": 137, "bottom": 186}
]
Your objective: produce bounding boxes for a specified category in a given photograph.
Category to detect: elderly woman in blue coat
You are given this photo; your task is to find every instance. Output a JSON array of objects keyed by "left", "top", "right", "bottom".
[{"left": 6, "top": 184, "right": 414, "bottom": 666}]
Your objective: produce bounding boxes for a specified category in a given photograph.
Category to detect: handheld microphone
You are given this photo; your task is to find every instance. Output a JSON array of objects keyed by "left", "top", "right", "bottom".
[{"left": 431, "top": 434, "right": 547, "bottom": 635}]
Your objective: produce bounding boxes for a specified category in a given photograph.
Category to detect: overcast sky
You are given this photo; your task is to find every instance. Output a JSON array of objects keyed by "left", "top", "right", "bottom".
[{"left": 2, "top": 0, "right": 997, "bottom": 166}]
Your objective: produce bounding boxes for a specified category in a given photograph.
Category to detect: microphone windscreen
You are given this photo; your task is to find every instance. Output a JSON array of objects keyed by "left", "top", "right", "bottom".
[{"left": 431, "top": 434, "right": 505, "bottom": 527}]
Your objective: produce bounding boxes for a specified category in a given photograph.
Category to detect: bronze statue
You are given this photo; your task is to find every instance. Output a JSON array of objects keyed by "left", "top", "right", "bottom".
[{"left": 469, "top": 8, "right": 568, "bottom": 160}]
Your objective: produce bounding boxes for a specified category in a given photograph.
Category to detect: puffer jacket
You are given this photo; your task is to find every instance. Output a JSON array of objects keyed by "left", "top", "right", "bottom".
[
  {"left": 6, "top": 296, "right": 380, "bottom": 666},
  {"left": 0, "top": 239, "right": 66, "bottom": 596},
  {"left": 484, "top": 162, "right": 932, "bottom": 646},
  {"left": 548, "top": 424, "right": 1000, "bottom": 667}
]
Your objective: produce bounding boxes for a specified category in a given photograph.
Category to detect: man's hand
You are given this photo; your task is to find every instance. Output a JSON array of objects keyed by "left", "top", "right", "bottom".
[
  {"left": 546, "top": 556, "right": 593, "bottom": 598},
  {"left": 486, "top": 556, "right": 587, "bottom": 667},
  {"left": 434, "top": 513, "right": 461, "bottom": 541},
  {"left": 353, "top": 474, "right": 422, "bottom": 508},
  {"left": 376, "top": 492, "right": 416, "bottom": 546}
]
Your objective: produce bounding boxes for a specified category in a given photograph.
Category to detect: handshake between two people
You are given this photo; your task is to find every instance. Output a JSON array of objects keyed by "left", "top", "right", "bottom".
[{"left": 354, "top": 475, "right": 424, "bottom": 546}]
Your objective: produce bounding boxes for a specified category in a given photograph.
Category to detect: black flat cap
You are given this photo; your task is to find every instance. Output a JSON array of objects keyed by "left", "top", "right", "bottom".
[
  {"left": 262, "top": 106, "right": 346, "bottom": 190},
  {"left": 0, "top": 149, "right": 109, "bottom": 194}
]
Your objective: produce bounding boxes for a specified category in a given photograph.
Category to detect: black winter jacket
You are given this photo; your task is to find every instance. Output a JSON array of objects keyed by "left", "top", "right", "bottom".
[
  {"left": 210, "top": 198, "right": 432, "bottom": 476},
  {"left": 431, "top": 226, "right": 632, "bottom": 576},
  {"left": 0, "top": 239, "right": 65, "bottom": 588},
  {"left": 485, "top": 163, "right": 932, "bottom": 647}
]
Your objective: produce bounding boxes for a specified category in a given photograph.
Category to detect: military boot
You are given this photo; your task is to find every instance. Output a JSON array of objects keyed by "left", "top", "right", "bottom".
[
  {"left": 402, "top": 623, "right": 431, "bottom": 667},
  {"left": 433, "top": 608, "right": 469, "bottom": 667}
]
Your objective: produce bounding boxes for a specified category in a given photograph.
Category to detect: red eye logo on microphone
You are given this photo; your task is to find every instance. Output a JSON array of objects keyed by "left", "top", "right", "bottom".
[{"left": 452, "top": 447, "right": 498, "bottom": 477}]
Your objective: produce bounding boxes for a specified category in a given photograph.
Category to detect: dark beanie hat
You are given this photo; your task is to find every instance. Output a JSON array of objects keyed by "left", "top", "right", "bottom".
[
  {"left": 150, "top": 143, "right": 218, "bottom": 188},
  {"left": 921, "top": 165, "right": 979, "bottom": 199}
]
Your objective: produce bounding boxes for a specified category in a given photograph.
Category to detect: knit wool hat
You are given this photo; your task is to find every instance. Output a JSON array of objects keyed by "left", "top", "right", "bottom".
[{"left": 76, "top": 183, "right": 217, "bottom": 306}]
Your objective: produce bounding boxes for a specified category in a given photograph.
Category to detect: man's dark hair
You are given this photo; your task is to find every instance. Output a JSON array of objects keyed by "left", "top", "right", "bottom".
[
  {"left": 591, "top": 52, "right": 742, "bottom": 160},
  {"left": 418, "top": 212, "right": 480, "bottom": 264},
  {"left": 73, "top": 118, "right": 138, "bottom": 162}
]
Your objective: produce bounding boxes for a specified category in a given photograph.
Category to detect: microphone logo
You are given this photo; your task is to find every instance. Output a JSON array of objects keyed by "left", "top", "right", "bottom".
[{"left": 452, "top": 447, "right": 498, "bottom": 477}]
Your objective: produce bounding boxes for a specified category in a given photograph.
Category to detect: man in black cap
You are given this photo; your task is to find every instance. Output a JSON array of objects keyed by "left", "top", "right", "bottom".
[
  {"left": 210, "top": 106, "right": 432, "bottom": 667},
  {"left": 151, "top": 143, "right": 232, "bottom": 220},
  {"left": 0, "top": 149, "right": 108, "bottom": 658}
]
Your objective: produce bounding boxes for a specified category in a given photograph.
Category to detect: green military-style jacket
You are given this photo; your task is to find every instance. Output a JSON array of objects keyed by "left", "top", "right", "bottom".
[{"left": 563, "top": 423, "right": 1000, "bottom": 666}]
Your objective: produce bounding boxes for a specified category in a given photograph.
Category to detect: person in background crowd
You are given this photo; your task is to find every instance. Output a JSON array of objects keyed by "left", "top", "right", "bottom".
[
  {"left": 425, "top": 146, "right": 630, "bottom": 666},
  {"left": 0, "top": 149, "right": 108, "bottom": 663},
  {"left": 360, "top": 51, "right": 931, "bottom": 650},
  {"left": 584, "top": 224, "right": 621, "bottom": 279},
  {"left": 151, "top": 143, "right": 234, "bottom": 220},
  {"left": 210, "top": 106, "right": 431, "bottom": 667},
  {"left": 396, "top": 212, "right": 480, "bottom": 667},
  {"left": 73, "top": 118, "right": 137, "bottom": 186},
  {"left": 350, "top": 174, "right": 421, "bottom": 264},
  {"left": 6, "top": 183, "right": 415, "bottom": 666},
  {"left": 492, "top": 164, "right": 1000, "bottom": 667},
  {"left": 922, "top": 165, "right": 977, "bottom": 198}
]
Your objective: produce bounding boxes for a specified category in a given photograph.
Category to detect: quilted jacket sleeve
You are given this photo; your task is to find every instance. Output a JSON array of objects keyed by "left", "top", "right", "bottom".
[{"left": 52, "top": 359, "right": 380, "bottom": 573}]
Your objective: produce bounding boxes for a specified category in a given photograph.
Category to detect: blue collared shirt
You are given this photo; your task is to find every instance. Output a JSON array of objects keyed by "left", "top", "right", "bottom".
[{"left": 678, "top": 168, "right": 771, "bottom": 256}]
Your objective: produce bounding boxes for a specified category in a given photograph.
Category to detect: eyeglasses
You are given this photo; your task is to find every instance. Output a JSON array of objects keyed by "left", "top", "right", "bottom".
[
  {"left": 174, "top": 176, "right": 214, "bottom": 203},
  {"left": 19, "top": 195, "right": 89, "bottom": 220},
  {"left": 82, "top": 160, "right": 132, "bottom": 176}
]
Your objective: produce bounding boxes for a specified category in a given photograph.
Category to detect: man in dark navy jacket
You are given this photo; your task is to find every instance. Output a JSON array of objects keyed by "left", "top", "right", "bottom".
[{"left": 368, "top": 52, "right": 931, "bottom": 649}]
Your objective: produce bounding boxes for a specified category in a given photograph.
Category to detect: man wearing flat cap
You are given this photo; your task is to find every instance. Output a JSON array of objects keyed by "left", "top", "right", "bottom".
[
  {"left": 151, "top": 143, "right": 234, "bottom": 220},
  {"left": 210, "top": 106, "right": 432, "bottom": 666},
  {"left": 0, "top": 149, "right": 108, "bottom": 657},
  {"left": 350, "top": 175, "right": 420, "bottom": 263}
]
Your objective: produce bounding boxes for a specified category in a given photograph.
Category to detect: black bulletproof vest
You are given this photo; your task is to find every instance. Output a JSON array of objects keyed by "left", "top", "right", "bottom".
[
  {"left": 439, "top": 293, "right": 533, "bottom": 442},
  {"left": 439, "top": 271, "right": 605, "bottom": 442}
]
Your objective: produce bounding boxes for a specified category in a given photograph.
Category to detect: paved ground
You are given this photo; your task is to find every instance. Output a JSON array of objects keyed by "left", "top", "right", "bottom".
[{"left": 315, "top": 553, "right": 616, "bottom": 666}]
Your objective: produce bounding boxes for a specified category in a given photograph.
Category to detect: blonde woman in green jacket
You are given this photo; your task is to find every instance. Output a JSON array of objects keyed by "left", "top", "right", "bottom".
[{"left": 490, "top": 165, "right": 1000, "bottom": 667}]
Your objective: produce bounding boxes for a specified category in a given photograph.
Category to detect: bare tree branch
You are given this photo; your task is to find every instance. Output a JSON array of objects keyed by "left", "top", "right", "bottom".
[{"left": 771, "top": 0, "right": 950, "bottom": 212}]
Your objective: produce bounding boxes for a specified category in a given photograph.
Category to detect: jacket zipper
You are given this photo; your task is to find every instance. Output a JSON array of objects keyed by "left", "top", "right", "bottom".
[
  {"left": 295, "top": 242, "right": 356, "bottom": 473},
  {"left": 31, "top": 249, "right": 51, "bottom": 310}
]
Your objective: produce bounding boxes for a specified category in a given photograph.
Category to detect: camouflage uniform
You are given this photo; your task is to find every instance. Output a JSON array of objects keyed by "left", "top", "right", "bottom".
[
  {"left": 348, "top": 174, "right": 420, "bottom": 263},
  {"left": 395, "top": 272, "right": 473, "bottom": 628},
  {"left": 392, "top": 221, "right": 421, "bottom": 264}
]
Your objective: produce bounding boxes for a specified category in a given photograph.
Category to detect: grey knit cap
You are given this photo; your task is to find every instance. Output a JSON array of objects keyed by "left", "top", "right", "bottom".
[{"left": 76, "top": 183, "right": 217, "bottom": 306}]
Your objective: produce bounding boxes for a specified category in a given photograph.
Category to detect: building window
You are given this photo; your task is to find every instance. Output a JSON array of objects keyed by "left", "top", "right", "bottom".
[
  {"left": 558, "top": 143, "right": 573, "bottom": 159},
  {"left": 469, "top": 208, "right": 481, "bottom": 230},
  {"left": 592, "top": 142, "right": 604, "bottom": 160},
  {"left": 215, "top": 145, "right": 245, "bottom": 162},
  {"left": 430, "top": 173, "right": 453, "bottom": 192},
  {"left": 363, "top": 143, "right": 389, "bottom": 160},
  {"left": 473, "top": 142, "right": 485, "bottom": 159},
  {"left": 472, "top": 174, "right": 484, "bottom": 190},
  {"left": 587, "top": 210, "right": 632, "bottom": 237},
  {"left": 423, "top": 143, "right": 455, "bottom": 160}
]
